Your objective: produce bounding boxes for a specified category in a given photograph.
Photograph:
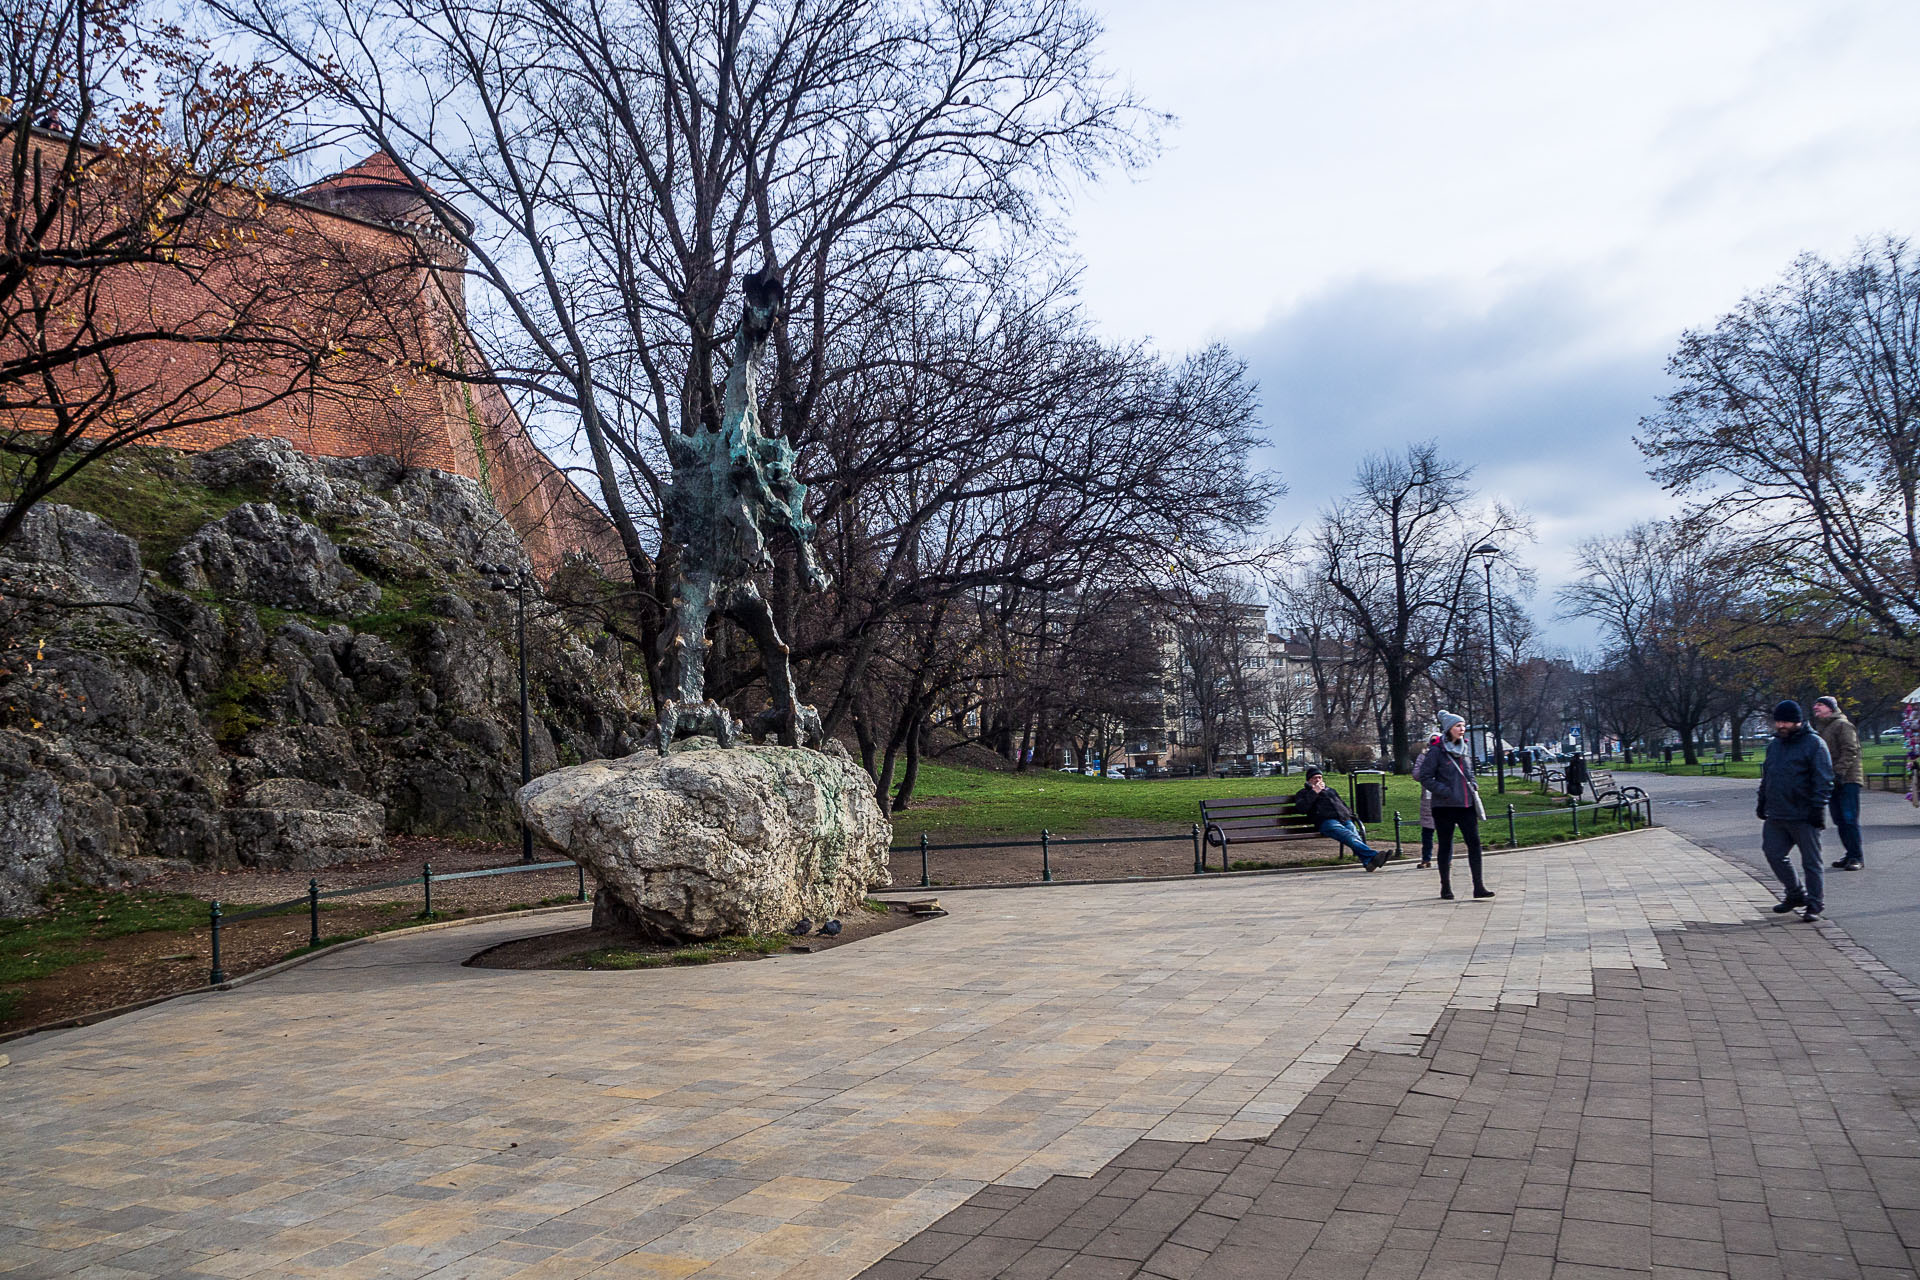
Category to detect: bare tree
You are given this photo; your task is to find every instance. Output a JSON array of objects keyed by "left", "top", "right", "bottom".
[
  {"left": 1308, "top": 443, "right": 1533, "bottom": 771},
  {"left": 213, "top": 0, "right": 1163, "bottom": 713},
  {"left": 1641, "top": 238, "right": 1920, "bottom": 662},
  {"left": 1173, "top": 580, "right": 1271, "bottom": 770},
  {"left": 1558, "top": 520, "right": 1751, "bottom": 764}
]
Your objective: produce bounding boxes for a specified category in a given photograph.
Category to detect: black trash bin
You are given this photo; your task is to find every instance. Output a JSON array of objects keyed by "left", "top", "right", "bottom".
[{"left": 1352, "top": 769, "right": 1385, "bottom": 824}]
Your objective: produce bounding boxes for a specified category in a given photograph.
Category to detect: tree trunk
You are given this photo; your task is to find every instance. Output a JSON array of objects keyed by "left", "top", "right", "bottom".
[
  {"left": 851, "top": 697, "right": 878, "bottom": 778},
  {"left": 893, "top": 706, "right": 925, "bottom": 811},
  {"left": 1386, "top": 671, "right": 1412, "bottom": 773}
]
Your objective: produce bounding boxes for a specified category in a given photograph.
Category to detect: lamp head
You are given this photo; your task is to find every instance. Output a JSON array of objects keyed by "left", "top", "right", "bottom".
[{"left": 1472, "top": 543, "right": 1500, "bottom": 563}]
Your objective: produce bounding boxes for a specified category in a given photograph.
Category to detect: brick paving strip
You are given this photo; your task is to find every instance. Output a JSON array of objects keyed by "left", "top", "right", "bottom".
[
  {"left": 860, "top": 919, "right": 1920, "bottom": 1280},
  {"left": 0, "top": 828, "right": 1910, "bottom": 1280}
]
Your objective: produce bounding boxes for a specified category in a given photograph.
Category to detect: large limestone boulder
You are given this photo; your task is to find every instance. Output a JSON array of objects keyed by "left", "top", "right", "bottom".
[
  {"left": 518, "top": 742, "right": 891, "bottom": 942},
  {"left": 227, "top": 779, "right": 386, "bottom": 869}
]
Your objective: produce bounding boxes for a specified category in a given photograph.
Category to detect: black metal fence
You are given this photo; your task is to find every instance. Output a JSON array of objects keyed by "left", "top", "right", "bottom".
[
  {"left": 206, "top": 858, "right": 588, "bottom": 986},
  {"left": 891, "top": 795, "right": 1655, "bottom": 889}
]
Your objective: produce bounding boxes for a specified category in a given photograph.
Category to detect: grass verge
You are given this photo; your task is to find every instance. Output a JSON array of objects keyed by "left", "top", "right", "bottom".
[
  {"left": 888, "top": 761, "right": 1590, "bottom": 842},
  {"left": 0, "top": 890, "right": 208, "bottom": 986},
  {"left": 564, "top": 934, "right": 791, "bottom": 970}
]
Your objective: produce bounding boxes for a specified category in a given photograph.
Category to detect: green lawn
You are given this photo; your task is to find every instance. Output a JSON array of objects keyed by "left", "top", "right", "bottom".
[
  {"left": 0, "top": 889, "right": 210, "bottom": 1022},
  {"left": 888, "top": 762, "right": 1603, "bottom": 846},
  {"left": 1617, "top": 742, "right": 1906, "bottom": 780}
]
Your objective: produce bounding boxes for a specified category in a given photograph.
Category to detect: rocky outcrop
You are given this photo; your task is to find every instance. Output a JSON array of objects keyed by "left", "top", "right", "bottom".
[
  {"left": 227, "top": 779, "right": 386, "bottom": 869},
  {"left": 518, "top": 740, "right": 890, "bottom": 942},
  {"left": 169, "top": 503, "right": 380, "bottom": 616},
  {"left": 0, "top": 503, "right": 142, "bottom": 606},
  {"left": 0, "top": 437, "right": 651, "bottom": 915}
]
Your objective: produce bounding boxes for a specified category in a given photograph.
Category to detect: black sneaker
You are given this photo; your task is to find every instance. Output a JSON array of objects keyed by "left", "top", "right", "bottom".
[
  {"left": 1772, "top": 896, "right": 1807, "bottom": 914},
  {"left": 1839, "top": 860, "right": 1863, "bottom": 871},
  {"left": 1440, "top": 888, "right": 1455, "bottom": 900},
  {"left": 1473, "top": 888, "right": 1496, "bottom": 899},
  {"left": 1830, "top": 858, "right": 1852, "bottom": 869},
  {"left": 1801, "top": 907, "right": 1823, "bottom": 922}
]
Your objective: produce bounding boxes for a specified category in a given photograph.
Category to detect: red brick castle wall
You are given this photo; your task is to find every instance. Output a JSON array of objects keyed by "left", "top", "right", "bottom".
[{"left": 23, "top": 147, "right": 624, "bottom": 580}]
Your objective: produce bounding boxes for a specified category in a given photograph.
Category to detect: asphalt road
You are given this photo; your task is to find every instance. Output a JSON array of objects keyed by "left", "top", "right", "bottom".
[{"left": 1619, "top": 769, "right": 1920, "bottom": 984}]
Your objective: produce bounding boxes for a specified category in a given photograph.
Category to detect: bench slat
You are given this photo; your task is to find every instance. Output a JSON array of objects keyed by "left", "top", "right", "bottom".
[{"left": 1209, "top": 819, "right": 1314, "bottom": 832}]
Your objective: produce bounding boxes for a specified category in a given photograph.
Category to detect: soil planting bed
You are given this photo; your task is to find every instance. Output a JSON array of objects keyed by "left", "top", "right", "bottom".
[{"left": 469, "top": 898, "right": 930, "bottom": 971}]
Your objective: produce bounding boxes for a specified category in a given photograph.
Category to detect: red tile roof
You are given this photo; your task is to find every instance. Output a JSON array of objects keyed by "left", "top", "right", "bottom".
[{"left": 307, "top": 150, "right": 423, "bottom": 193}]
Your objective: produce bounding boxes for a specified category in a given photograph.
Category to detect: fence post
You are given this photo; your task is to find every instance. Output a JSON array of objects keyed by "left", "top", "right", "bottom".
[
  {"left": 208, "top": 901, "right": 226, "bottom": 987},
  {"left": 1041, "top": 829, "right": 1052, "bottom": 883},
  {"left": 1393, "top": 811, "right": 1402, "bottom": 858},
  {"left": 920, "top": 832, "right": 930, "bottom": 888},
  {"left": 1571, "top": 803, "right": 1579, "bottom": 838},
  {"left": 1507, "top": 804, "right": 1516, "bottom": 849},
  {"left": 1191, "top": 823, "right": 1203, "bottom": 875},
  {"left": 576, "top": 861, "right": 587, "bottom": 902},
  {"left": 308, "top": 878, "right": 320, "bottom": 948},
  {"left": 422, "top": 862, "right": 433, "bottom": 917}
]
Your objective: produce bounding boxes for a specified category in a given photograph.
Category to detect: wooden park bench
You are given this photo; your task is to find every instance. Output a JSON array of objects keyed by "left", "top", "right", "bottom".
[
  {"left": 1198, "top": 794, "right": 1321, "bottom": 865},
  {"left": 1583, "top": 769, "right": 1649, "bottom": 806},
  {"left": 1869, "top": 765, "right": 1909, "bottom": 793}
]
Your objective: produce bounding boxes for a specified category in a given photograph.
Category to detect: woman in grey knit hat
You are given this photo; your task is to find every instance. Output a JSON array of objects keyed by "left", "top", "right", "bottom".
[{"left": 1411, "top": 711, "right": 1494, "bottom": 900}]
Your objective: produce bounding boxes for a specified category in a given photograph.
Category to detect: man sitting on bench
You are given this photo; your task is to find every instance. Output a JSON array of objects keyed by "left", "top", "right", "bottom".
[{"left": 1292, "top": 768, "right": 1385, "bottom": 871}]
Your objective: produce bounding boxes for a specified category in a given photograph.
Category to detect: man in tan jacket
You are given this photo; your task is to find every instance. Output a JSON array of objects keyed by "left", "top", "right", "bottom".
[{"left": 1814, "top": 696, "right": 1865, "bottom": 869}]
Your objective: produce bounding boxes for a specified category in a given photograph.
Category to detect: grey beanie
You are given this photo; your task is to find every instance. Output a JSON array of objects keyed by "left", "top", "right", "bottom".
[
  {"left": 1437, "top": 711, "right": 1465, "bottom": 735},
  {"left": 1813, "top": 696, "right": 1840, "bottom": 713}
]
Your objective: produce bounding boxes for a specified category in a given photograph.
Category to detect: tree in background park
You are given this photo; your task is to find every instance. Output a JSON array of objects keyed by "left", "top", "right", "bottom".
[
  {"left": 1641, "top": 237, "right": 1920, "bottom": 666},
  {"left": 1558, "top": 520, "right": 1753, "bottom": 765},
  {"left": 1306, "top": 442, "right": 1533, "bottom": 772}
]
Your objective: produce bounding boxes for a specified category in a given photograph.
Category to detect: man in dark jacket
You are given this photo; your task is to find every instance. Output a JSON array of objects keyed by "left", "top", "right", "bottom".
[
  {"left": 1758, "top": 700, "right": 1834, "bottom": 922},
  {"left": 1292, "top": 768, "right": 1384, "bottom": 871},
  {"left": 1813, "top": 696, "right": 1866, "bottom": 870}
]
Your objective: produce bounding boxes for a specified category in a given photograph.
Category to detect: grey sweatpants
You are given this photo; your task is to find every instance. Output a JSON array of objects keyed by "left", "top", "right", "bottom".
[{"left": 1762, "top": 819, "right": 1824, "bottom": 912}]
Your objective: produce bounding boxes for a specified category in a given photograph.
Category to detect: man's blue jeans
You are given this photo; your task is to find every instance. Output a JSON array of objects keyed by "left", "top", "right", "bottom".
[
  {"left": 1319, "top": 819, "right": 1379, "bottom": 862},
  {"left": 1762, "top": 819, "right": 1824, "bottom": 911},
  {"left": 1830, "top": 782, "right": 1864, "bottom": 864}
]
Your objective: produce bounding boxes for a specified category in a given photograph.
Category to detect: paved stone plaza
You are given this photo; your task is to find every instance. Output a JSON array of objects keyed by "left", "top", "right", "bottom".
[{"left": 1, "top": 829, "right": 1914, "bottom": 1279}]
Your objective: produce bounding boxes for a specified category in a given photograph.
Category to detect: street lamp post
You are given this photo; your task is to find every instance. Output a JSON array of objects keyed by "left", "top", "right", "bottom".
[
  {"left": 483, "top": 564, "right": 536, "bottom": 862},
  {"left": 1473, "top": 543, "right": 1505, "bottom": 795}
]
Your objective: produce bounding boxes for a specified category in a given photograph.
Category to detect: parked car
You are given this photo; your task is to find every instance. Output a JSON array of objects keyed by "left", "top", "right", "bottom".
[{"left": 1106, "top": 766, "right": 1128, "bottom": 779}]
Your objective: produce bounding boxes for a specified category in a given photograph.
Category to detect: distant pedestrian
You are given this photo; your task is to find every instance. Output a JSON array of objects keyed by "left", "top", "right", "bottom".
[
  {"left": 1758, "top": 700, "right": 1834, "bottom": 922},
  {"left": 1291, "top": 768, "right": 1384, "bottom": 870},
  {"left": 1417, "top": 732, "right": 1441, "bottom": 868},
  {"left": 1564, "top": 752, "right": 1589, "bottom": 801},
  {"left": 1412, "top": 713, "right": 1493, "bottom": 901},
  {"left": 1813, "top": 696, "right": 1865, "bottom": 870}
]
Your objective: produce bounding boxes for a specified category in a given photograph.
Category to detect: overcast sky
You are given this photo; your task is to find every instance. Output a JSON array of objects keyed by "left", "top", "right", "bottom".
[{"left": 1062, "top": 0, "right": 1920, "bottom": 649}]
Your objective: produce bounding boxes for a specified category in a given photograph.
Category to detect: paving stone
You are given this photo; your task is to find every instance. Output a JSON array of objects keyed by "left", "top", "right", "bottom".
[{"left": 10, "top": 830, "right": 1920, "bottom": 1280}]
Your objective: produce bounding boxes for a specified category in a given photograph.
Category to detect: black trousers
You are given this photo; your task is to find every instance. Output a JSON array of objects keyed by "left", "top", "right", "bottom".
[{"left": 1433, "top": 806, "right": 1485, "bottom": 894}]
